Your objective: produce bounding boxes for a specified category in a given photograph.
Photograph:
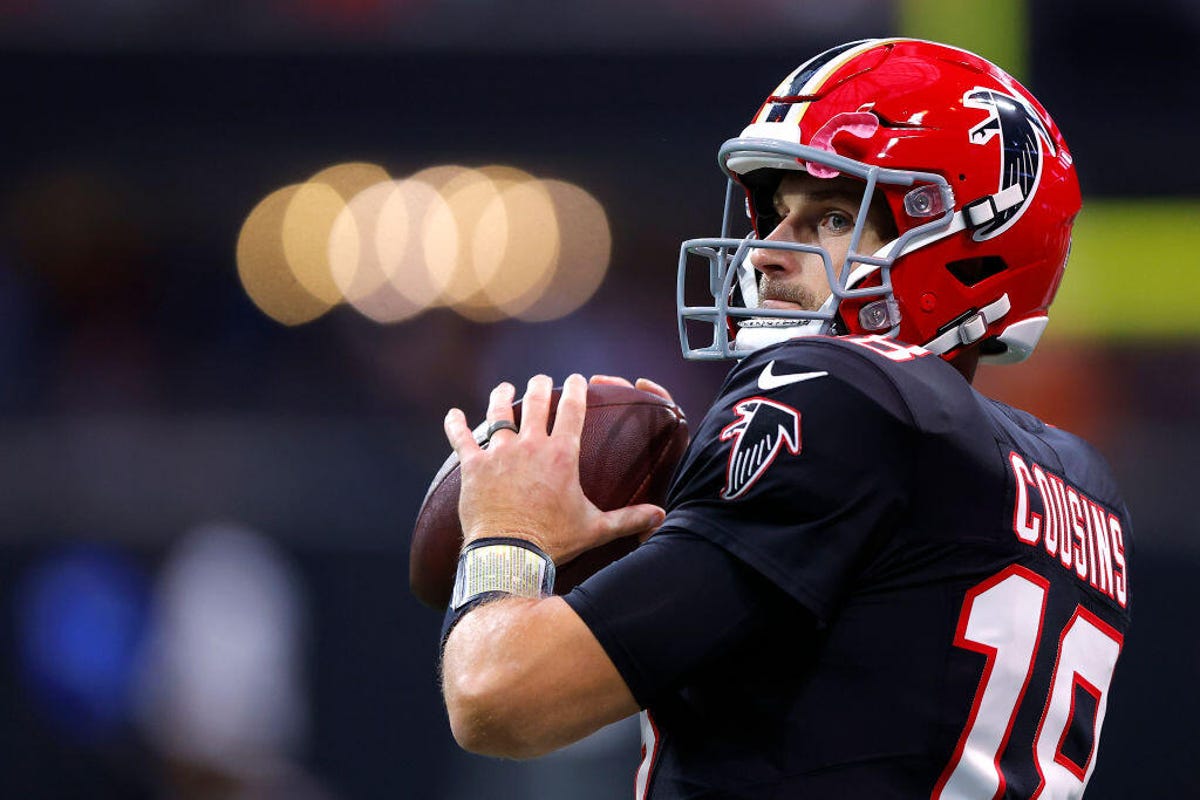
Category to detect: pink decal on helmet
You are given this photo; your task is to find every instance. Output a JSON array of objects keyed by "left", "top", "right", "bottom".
[{"left": 806, "top": 112, "right": 879, "bottom": 178}]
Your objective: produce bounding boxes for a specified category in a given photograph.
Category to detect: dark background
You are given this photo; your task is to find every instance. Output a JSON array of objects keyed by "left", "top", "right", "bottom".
[{"left": 0, "top": 1, "right": 1196, "bottom": 797}]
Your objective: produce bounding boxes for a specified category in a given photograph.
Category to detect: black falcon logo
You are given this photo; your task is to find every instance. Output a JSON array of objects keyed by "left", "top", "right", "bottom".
[
  {"left": 719, "top": 396, "right": 801, "bottom": 500},
  {"left": 963, "top": 87, "right": 1056, "bottom": 240}
]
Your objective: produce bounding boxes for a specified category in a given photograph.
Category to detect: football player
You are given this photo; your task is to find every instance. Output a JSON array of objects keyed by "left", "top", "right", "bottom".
[{"left": 440, "top": 39, "right": 1131, "bottom": 799}]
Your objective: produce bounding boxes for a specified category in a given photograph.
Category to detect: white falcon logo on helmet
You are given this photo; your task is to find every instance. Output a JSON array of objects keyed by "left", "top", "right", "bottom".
[{"left": 963, "top": 88, "right": 1056, "bottom": 241}]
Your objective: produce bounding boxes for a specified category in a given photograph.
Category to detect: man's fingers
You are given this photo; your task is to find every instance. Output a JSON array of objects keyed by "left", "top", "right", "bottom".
[
  {"left": 553, "top": 373, "right": 587, "bottom": 440},
  {"left": 444, "top": 408, "right": 481, "bottom": 458},
  {"left": 484, "top": 381, "right": 518, "bottom": 444},
  {"left": 590, "top": 374, "right": 675, "bottom": 406},
  {"left": 486, "top": 381, "right": 517, "bottom": 421},
  {"left": 589, "top": 374, "right": 634, "bottom": 389},
  {"left": 634, "top": 377, "right": 675, "bottom": 404},
  {"left": 520, "top": 374, "right": 554, "bottom": 437}
]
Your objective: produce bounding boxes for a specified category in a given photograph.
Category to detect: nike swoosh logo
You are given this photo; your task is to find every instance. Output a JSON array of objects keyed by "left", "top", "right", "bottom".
[{"left": 757, "top": 360, "right": 829, "bottom": 390}]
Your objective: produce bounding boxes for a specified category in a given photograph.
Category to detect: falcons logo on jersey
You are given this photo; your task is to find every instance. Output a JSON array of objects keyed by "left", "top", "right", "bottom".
[{"left": 719, "top": 396, "right": 802, "bottom": 499}]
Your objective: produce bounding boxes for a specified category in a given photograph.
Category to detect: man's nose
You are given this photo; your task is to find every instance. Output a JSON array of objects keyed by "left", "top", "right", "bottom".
[{"left": 748, "top": 224, "right": 794, "bottom": 275}]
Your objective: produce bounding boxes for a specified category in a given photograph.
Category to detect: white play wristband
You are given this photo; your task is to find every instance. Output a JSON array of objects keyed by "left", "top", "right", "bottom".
[{"left": 450, "top": 538, "right": 557, "bottom": 610}]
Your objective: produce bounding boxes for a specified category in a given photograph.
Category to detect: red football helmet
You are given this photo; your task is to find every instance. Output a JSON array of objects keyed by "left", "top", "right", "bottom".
[{"left": 677, "top": 38, "right": 1081, "bottom": 362}]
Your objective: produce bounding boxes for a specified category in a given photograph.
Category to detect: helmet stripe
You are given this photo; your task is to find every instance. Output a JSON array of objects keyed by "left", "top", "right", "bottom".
[{"left": 757, "top": 39, "right": 890, "bottom": 128}]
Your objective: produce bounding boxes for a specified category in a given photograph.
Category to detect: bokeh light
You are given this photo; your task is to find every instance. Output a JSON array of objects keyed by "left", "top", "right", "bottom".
[
  {"left": 517, "top": 179, "right": 611, "bottom": 322},
  {"left": 377, "top": 176, "right": 452, "bottom": 310},
  {"left": 277, "top": 162, "right": 390, "bottom": 313},
  {"left": 280, "top": 181, "right": 347, "bottom": 307},
  {"left": 309, "top": 162, "right": 391, "bottom": 203},
  {"left": 477, "top": 177, "right": 560, "bottom": 317},
  {"left": 412, "top": 164, "right": 469, "bottom": 311},
  {"left": 237, "top": 162, "right": 612, "bottom": 326},
  {"left": 237, "top": 185, "right": 337, "bottom": 326},
  {"left": 329, "top": 181, "right": 402, "bottom": 322},
  {"left": 429, "top": 167, "right": 503, "bottom": 317}
]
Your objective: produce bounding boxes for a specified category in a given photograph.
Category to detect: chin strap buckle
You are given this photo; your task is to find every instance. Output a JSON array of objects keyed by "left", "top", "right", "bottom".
[
  {"left": 964, "top": 185, "right": 1025, "bottom": 229},
  {"left": 924, "top": 294, "right": 1012, "bottom": 355}
]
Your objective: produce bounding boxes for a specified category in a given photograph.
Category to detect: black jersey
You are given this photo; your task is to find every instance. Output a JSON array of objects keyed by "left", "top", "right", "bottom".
[{"left": 564, "top": 335, "right": 1131, "bottom": 799}]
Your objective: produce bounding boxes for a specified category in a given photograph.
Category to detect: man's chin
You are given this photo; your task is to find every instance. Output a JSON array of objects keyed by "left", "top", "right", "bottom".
[{"left": 759, "top": 299, "right": 805, "bottom": 311}]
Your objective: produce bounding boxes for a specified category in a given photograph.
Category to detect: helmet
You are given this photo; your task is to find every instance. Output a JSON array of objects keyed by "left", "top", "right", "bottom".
[{"left": 677, "top": 38, "right": 1081, "bottom": 362}]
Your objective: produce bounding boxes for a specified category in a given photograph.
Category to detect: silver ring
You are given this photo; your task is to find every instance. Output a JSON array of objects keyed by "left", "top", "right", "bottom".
[{"left": 485, "top": 420, "right": 519, "bottom": 441}]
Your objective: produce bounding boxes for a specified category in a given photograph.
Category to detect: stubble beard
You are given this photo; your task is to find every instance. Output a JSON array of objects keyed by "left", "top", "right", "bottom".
[{"left": 757, "top": 275, "right": 825, "bottom": 312}]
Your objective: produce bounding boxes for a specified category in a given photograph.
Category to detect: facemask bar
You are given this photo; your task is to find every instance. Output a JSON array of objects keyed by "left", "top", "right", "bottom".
[
  {"left": 678, "top": 233, "right": 843, "bottom": 360},
  {"left": 677, "top": 138, "right": 956, "bottom": 360}
]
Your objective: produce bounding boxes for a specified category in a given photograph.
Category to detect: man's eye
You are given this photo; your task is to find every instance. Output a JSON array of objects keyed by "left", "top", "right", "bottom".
[{"left": 823, "top": 211, "right": 853, "bottom": 233}]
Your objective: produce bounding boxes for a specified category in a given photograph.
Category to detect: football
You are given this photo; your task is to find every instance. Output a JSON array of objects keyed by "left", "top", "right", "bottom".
[{"left": 409, "top": 383, "right": 689, "bottom": 610}]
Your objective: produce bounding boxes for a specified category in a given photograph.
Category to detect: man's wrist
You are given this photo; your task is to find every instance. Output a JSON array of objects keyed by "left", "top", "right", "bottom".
[
  {"left": 440, "top": 537, "right": 557, "bottom": 651},
  {"left": 451, "top": 537, "right": 556, "bottom": 609}
]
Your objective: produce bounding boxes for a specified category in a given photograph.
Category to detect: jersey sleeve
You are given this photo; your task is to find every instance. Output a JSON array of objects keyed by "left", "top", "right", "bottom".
[
  {"left": 663, "top": 339, "right": 919, "bottom": 622},
  {"left": 563, "top": 529, "right": 810, "bottom": 708}
]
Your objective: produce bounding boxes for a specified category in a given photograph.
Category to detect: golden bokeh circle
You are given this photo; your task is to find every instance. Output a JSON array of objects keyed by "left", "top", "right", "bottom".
[
  {"left": 516, "top": 180, "right": 611, "bottom": 321},
  {"left": 236, "top": 184, "right": 336, "bottom": 326},
  {"left": 281, "top": 181, "right": 346, "bottom": 306},
  {"left": 476, "top": 179, "right": 560, "bottom": 316},
  {"left": 330, "top": 180, "right": 431, "bottom": 323}
]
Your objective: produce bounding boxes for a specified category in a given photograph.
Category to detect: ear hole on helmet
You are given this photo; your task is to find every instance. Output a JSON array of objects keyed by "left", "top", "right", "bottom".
[{"left": 947, "top": 256, "right": 1006, "bottom": 287}]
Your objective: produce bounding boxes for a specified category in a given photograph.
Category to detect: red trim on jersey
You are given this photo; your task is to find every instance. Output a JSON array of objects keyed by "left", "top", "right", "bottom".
[
  {"left": 1085, "top": 501, "right": 1112, "bottom": 596},
  {"left": 1053, "top": 673, "right": 1103, "bottom": 781},
  {"left": 1108, "top": 515, "right": 1128, "bottom": 608},
  {"left": 1066, "top": 489, "right": 1088, "bottom": 580},
  {"left": 1009, "top": 451, "right": 1041, "bottom": 545},
  {"left": 1032, "top": 466, "right": 1059, "bottom": 558},
  {"left": 931, "top": 565, "right": 1050, "bottom": 800},
  {"left": 843, "top": 334, "right": 930, "bottom": 361},
  {"left": 1030, "top": 606, "right": 1125, "bottom": 797},
  {"left": 635, "top": 710, "right": 662, "bottom": 800}
]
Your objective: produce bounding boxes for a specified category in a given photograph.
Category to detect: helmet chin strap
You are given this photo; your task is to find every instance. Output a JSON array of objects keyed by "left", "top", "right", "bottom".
[
  {"left": 734, "top": 290, "right": 1014, "bottom": 357},
  {"left": 922, "top": 293, "right": 1012, "bottom": 355}
]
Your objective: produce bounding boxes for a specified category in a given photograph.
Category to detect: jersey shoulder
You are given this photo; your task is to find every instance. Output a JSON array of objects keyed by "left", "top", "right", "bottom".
[
  {"left": 983, "top": 394, "right": 1126, "bottom": 512},
  {"left": 724, "top": 335, "right": 978, "bottom": 435},
  {"left": 663, "top": 336, "right": 953, "bottom": 617}
]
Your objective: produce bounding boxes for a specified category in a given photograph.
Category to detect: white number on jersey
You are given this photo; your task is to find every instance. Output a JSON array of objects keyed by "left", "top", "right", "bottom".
[{"left": 933, "top": 565, "right": 1124, "bottom": 800}]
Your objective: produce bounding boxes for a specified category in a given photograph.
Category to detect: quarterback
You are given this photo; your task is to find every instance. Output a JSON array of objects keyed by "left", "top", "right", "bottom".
[{"left": 439, "top": 39, "right": 1131, "bottom": 799}]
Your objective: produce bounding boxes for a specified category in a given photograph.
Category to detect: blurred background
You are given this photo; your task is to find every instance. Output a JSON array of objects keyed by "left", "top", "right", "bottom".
[{"left": 1, "top": 0, "right": 1196, "bottom": 797}]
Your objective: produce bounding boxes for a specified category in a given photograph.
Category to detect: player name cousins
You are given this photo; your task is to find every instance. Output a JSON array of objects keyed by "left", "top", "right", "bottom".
[{"left": 1008, "top": 452, "right": 1128, "bottom": 608}]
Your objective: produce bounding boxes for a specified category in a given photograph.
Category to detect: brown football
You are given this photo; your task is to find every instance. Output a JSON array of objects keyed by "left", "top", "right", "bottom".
[{"left": 409, "top": 383, "right": 689, "bottom": 610}]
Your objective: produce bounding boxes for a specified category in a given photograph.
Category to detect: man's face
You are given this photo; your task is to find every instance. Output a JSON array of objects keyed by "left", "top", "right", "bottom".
[{"left": 748, "top": 171, "right": 896, "bottom": 311}]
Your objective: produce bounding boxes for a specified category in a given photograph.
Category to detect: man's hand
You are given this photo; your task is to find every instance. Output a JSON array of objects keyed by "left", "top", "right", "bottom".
[
  {"left": 587, "top": 374, "right": 679, "bottom": 544},
  {"left": 443, "top": 373, "right": 666, "bottom": 565},
  {"left": 588, "top": 373, "right": 675, "bottom": 405}
]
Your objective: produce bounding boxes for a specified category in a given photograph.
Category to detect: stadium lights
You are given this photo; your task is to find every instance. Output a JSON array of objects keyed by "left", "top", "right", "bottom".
[{"left": 235, "top": 162, "right": 612, "bottom": 327}]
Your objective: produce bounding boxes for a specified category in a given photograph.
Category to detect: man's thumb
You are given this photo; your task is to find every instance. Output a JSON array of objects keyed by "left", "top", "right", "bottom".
[{"left": 600, "top": 504, "right": 666, "bottom": 542}]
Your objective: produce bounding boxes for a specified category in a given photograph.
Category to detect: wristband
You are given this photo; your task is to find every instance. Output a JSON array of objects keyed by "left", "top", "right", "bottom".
[
  {"left": 440, "top": 537, "right": 556, "bottom": 649},
  {"left": 451, "top": 537, "right": 556, "bottom": 609}
]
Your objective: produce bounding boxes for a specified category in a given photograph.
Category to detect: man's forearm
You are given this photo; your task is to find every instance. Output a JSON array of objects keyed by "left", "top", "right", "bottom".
[{"left": 441, "top": 595, "right": 639, "bottom": 758}]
